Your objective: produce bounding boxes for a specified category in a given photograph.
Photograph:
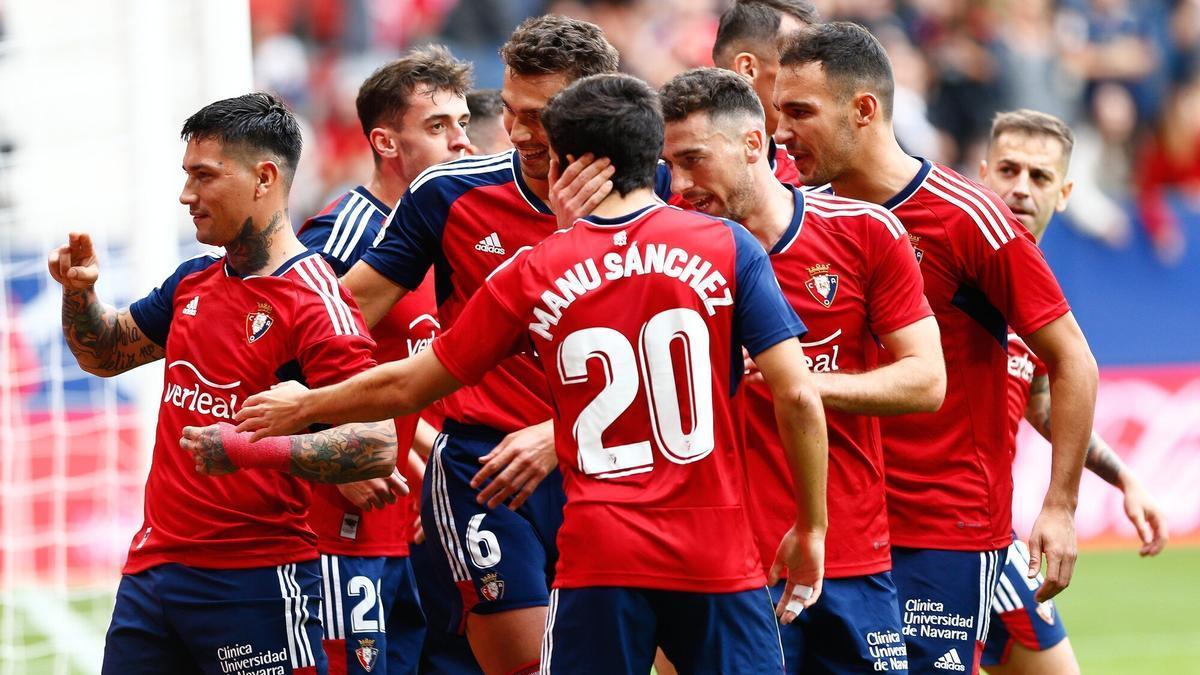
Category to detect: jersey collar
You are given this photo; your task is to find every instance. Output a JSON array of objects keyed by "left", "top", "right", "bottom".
[
  {"left": 224, "top": 249, "right": 315, "bottom": 279},
  {"left": 511, "top": 151, "right": 555, "bottom": 216},
  {"left": 352, "top": 185, "right": 392, "bottom": 215},
  {"left": 581, "top": 203, "right": 663, "bottom": 229},
  {"left": 769, "top": 185, "right": 806, "bottom": 255},
  {"left": 882, "top": 157, "right": 933, "bottom": 210}
]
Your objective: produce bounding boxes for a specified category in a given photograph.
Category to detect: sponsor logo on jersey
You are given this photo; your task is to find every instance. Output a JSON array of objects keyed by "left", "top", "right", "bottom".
[
  {"left": 933, "top": 648, "right": 966, "bottom": 671},
  {"left": 162, "top": 360, "right": 241, "bottom": 419},
  {"left": 406, "top": 314, "right": 440, "bottom": 357},
  {"left": 804, "top": 263, "right": 839, "bottom": 308},
  {"left": 480, "top": 572, "right": 505, "bottom": 601},
  {"left": 355, "top": 638, "right": 379, "bottom": 672},
  {"left": 182, "top": 295, "right": 199, "bottom": 317},
  {"left": 475, "top": 232, "right": 506, "bottom": 255},
  {"left": 246, "top": 302, "right": 274, "bottom": 344},
  {"left": 1008, "top": 349, "right": 1035, "bottom": 382}
]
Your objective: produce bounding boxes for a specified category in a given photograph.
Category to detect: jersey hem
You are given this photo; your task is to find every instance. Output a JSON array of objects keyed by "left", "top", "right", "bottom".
[
  {"left": 888, "top": 533, "right": 1015, "bottom": 551},
  {"left": 551, "top": 572, "right": 766, "bottom": 593},
  {"left": 122, "top": 549, "right": 320, "bottom": 575}
]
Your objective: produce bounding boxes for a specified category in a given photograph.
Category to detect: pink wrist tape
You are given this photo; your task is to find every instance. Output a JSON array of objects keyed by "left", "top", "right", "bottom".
[{"left": 219, "top": 422, "right": 292, "bottom": 472}]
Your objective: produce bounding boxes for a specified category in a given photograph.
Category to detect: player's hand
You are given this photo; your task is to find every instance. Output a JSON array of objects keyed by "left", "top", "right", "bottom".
[
  {"left": 549, "top": 153, "right": 614, "bottom": 230},
  {"left": 47, "top": 232, "right": 101, "bottom": 290},
  {"left": 234, "top": 381, "right": 311, "bottom": 440},
  {"left": 1121, "top": 477, "right": 1168, "bottom": 557},
  {"left": 470, "top": 420, "right": 556, "bottom": 510},
  {"left": 1027, "top": 505, "right": 1077, "bottom": 602},
  {"left": 742, "top": 348, "right": 764, "bottom": 384},
  {"left": 337, "top": 469, "right": 409, "bottom": 510},
  {"left": 768, "top": 526, "right": 825, "bottom": 625},
  {"left": 180, "top": 424, "right": 238, "bottom": 476}
]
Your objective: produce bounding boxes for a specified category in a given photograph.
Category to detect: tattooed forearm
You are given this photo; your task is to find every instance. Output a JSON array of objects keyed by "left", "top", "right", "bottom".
[
  {"left": 61, "top": 289, "right": 159, "bottom": 376},
  {"left": 1084, "top": 434, "right": 1126, "bottom": 487},
  {"left": 288, "top": 421, "right": 397, "bottom": 483}
]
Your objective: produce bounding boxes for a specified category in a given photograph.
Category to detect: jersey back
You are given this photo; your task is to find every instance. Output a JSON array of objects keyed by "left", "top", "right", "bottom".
[
  {"left": 878, "top": 160, "right": 1069, "bottom": 551},
  {"left": 434, "top": 203, "right": 806, "bottom": 592},
  {"left": 743, "top": 187, "right": 932, "bottom": 579},
  {"left": 128, "top": 251, "right": 376, "bottom": 573}
]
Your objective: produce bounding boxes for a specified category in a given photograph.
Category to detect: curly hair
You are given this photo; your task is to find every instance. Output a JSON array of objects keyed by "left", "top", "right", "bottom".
[
  {"left": 660, "top": 68, "right": 765, "bottom": 124},
  {"left": 356, "top": 44, "right": 473, "bottom": 136},
  {"left": 500, "top": 15, "right": 619, "bottom": 81}
]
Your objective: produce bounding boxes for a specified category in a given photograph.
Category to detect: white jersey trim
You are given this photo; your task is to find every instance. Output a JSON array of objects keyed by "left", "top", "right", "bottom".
[{"left": 294, "top": 256, "right": 360, "bottom": 337}]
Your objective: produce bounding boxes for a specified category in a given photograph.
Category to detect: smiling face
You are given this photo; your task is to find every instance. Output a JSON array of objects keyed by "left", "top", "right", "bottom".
[
  {"left": 980, "top": 131, "right": 1073, "bottom": 241},
  {"left": 501, "top": 69, "right": 571, "bottom": 180},
  {"left": 385, "top": 86, "right": 471, "bottom": 184},
  {"left": 663, "top": 111, "right": 758, "bottom": 220},
  {"left": 772, "top": 62, "right": 859, "bottom": 187},
  {"left": 179, "top": 137, "right": 261, "bottom": 247}
]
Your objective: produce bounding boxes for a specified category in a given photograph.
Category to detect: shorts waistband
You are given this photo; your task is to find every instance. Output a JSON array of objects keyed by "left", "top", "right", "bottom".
[{"left": 441, "top": 419, "right": 510, "bottom": 444}]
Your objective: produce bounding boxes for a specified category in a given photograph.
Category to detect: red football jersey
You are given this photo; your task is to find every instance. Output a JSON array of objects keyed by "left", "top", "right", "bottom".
[
  {"left": 362, "top": 151, "right": 678, "bottom": 433},
  {"left": 433, "top": 203, "right": 806, "bottom": 592},
  {"left": 127, "top": 251, "right": 376, "bottom": 573},
  {"left": 770, "top": 138, "right": 801, "bottom": 187},
  {"left": 742, "top": 187, "right": 931, "bottom": 579},
  {"left": 300, "top": 189, "right": 439, "bottom": 557},
  {"left": 1004, "top": 333, "right": 1047, "bottom": 451},
  {"left": 877, "top": 160, "right": 1070, "bottom": 551}
]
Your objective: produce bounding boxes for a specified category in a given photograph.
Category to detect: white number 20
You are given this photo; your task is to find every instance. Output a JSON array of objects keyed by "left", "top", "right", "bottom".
[{"left": 557, "top": 308, "right": 715, "bottom": 479}]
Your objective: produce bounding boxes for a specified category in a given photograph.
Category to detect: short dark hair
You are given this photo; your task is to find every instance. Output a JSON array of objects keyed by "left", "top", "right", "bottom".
[
  {"left": 660, "top": 67, "right": 765, "bottom": 124},
  {"left": 181, "top": 92, "right": 302, "bottom": 184},
  {"left": 779, "top": 21, "right": 895, "bottom": 119},
  {"left": 356, "top": 44, "right": 473, "bottom": 137},
  {"left": 466, "top": 89, "right": 503, "bottom": 121},
  {"left": 712, "top": 0, "right": 820, "bottom": 66},
  {"left": 500, "top": 15, "right": 619, "bottom": 81},
  {"left": 541, "top": 74, "right": 662, "bottom": 197},
  {"left": 990, "top": 109, "right": 1075, "bottom": 162}
]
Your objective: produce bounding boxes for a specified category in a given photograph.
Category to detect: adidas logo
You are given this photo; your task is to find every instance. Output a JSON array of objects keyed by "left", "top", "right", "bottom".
[
  {"left": 933, "top": 648, "right": 966, "bottom": 671},
  {"left": 182, "top": 295, "right": 199, "bottom": 317},
  {"left": 475, "top": 232, "right": 506, "bottom": 255}
]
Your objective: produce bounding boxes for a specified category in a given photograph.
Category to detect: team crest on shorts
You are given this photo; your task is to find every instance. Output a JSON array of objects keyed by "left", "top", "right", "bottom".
[
  {"left": 246, "top": 303, "right": 274, "bottom": 344},
  {"left": 1036, "top": 601, "right": 1055, "bottom": 625},
  {"left": 355, "top": 638, "right": 380, "bottom": 672},
  {"left": 480, "top": 572, "right": 505, "bottom": 602},
  {"left": 804, "top": 263, "right": 839, "bottom": 308}
]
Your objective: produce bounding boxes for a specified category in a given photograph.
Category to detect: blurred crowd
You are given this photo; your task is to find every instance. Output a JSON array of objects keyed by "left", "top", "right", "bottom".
[{"left": 251, "top": 0, "right": 1200, "bottom": 264}]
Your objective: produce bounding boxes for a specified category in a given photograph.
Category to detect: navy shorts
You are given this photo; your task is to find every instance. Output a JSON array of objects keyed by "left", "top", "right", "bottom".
[
  {"left": 420, "top": 422, "right": 565, "bottom": 634},
  {"left": 541, "top": 586, "right": 783, "bottom": 674},
  {"left": 981, "top": 539, "right": 1068, "bottom": 666},
  {"left": 769, "top": 572, "right": 908, "bottom": 673},
  {"left": 102, "top": 561, "right": 327, "bottom": 675},
  {"left": 408, "top": 540, "right": 483, "bottom": 674},
  {"left": 891, "top": 546, "right": 1005, "bottom": 674},
  {"left": 319, "top": 554, "right": 425, "bottom": 674}
]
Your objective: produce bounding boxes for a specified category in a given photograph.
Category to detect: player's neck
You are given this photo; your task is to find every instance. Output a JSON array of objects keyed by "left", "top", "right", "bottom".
[
  {"left": 365, "top": 161, "right": 408, "bottom": 208},
  {"left": 590, "top": 187, "right": 659, "bottom": 219},
  {"left": 224, "top": 208, "right": 305, "bottom": 277},
  {"left": 830, "top": 134, "right": 923, "bottom": 206},
  {"left": 741, "top": 164, "right": 796, "bottom": 251}
]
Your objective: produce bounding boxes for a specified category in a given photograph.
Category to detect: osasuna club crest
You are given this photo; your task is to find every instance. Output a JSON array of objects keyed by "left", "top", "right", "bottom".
[
  {"left": 246, "top": 302, "right": 274, "bottom": 344},
  {"left": 804, "top": 263, "right": 839, "bottom": 308},
  {"left": 355, "top": 638, "right": 380, "bottom": 672},
  {"left": 480, "top": 572, "right": 505, "bottom": 602}
]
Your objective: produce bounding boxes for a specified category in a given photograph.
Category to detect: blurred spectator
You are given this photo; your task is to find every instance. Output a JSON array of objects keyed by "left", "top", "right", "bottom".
[
  {"left": 1135, "top": 69, "right": 1200, "bottom": 264},
  {"left": 464, "top": 89, "right": 511, "bottom": 155}
]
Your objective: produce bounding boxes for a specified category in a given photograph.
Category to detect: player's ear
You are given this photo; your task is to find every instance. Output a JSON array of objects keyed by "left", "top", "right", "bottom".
[
  {"left": 732, "top": 52, "right": 759, "bottom": 81},
  {"left": 369, "top": 127, "right": 398, "bottom": 159},
  {"left": 254, "top": 161, "right": 281, "bottom": 198},
  {"left": 978, "top": 159, "right": 989, "bottom": 181},
  {"left": 745, "top": 126, "right": 766, "bottom": 163},
  {"left": 1056, "top": 178, "right": 1075, "bottom": 212},
  {"left": 853, "top": 92, "right": 878, "bottom": 127}
]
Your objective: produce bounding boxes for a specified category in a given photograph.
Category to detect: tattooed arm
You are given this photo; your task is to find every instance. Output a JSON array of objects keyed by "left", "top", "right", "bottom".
[
  {"left": 49, "top": 232, "right": 164, "bottom": 376},
  {"left": 1024, "top": 374, "right": 1168, "bottom": 556},
  {"left": 181, "top": 421, "right": 399, "bottom": 484}
]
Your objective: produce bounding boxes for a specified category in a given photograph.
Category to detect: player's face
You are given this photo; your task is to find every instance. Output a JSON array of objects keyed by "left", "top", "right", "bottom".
[
  {"left": 501, "top": 69, "right": 570, "bottom": 180},
  {"left": 773, "top": 62, "right": 858, "bottom": 187},
  {"left": 979, "top": 132, "right": 1073, "bottom": 241},
  {"left": 179, "top": 137, "right": 259, "bottom": 247},
  {"left": 663, "top": 113, "right": 756, "bottom": 220},
  {"left": 467, "top": 116, "right": 513, "bottom": 155},
  {"left": 388, "top": 86, "right": 471, "bottom": 185}
]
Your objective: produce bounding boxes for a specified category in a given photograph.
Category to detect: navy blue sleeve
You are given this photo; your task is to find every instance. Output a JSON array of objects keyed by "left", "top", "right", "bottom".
[
  {"left": 359, "top": 186, "right": 443, "bottom": 291},
  {"left": 297, "top": 219, "right": 352, "bottom": 276},
  {"left": 128, "top": 254, "right": 222, "bottom": 347},
  {"left": 727, "top": 221, "right": 806, "bottom": 356}
]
